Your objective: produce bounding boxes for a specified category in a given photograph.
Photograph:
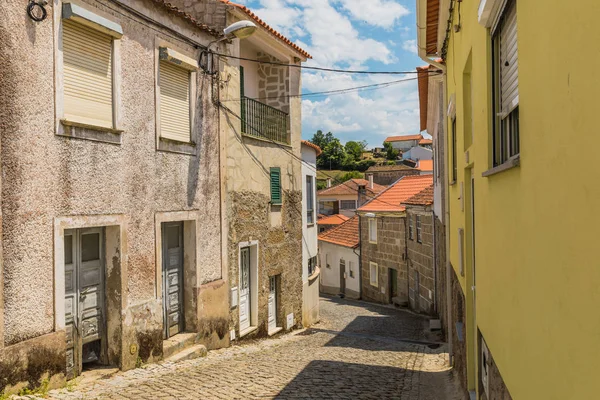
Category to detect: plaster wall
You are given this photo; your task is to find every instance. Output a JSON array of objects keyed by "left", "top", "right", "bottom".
[
  {"left": 0, "top": 0, "right": 224, "bottom": 386},
  {"left": 318, "top": 241, "right": 360, "bottom": 299},
  {"left": 301, "top": 145, "right": 318, "bottom": 284}
]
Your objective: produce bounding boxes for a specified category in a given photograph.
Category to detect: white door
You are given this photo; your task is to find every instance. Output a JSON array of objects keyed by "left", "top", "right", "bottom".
[
  {"left": 162, "top": 222, "right": 184, "bottom": 339},
  {"left": 239, "top": 247, "right": 251, "bottom": 332},
  {"left": 268, "top": 276, "right": 277, "bottom": 331}
]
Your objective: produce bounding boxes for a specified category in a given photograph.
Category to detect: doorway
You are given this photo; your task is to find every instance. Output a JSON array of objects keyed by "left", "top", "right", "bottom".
[
  {"left": 268, "top": 276, "right": 277, "bottom": 332},
  {"left": 239, "top": 246, "right": 251, "bottom": 332},
  {"left": 162, "top": 222, "right": 184, "bottom": 339},
  {"left": 339, "top": 259, "right": 346, "bottom": 296},
  {"left": 389, "top": 268, "right": 398, "bottom": 303},
  {"left": 64, "top": 228, "right": 106, "bottom": 379}
]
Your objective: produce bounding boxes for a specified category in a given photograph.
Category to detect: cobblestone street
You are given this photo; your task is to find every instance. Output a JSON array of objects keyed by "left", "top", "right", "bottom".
[{"left": 43, "top": 296, "right": 464, "bottom": 400}]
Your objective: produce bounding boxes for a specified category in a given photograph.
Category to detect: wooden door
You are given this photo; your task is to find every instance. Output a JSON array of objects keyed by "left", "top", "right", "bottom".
[
  {"left": 268, "top": 276, "right": 277, "bottom": 331},
  {"left": 239, "top": 247, "right": 251, "bottom": 332},
  {"left": 162, "top": 222, "right": 184, "bottom": 339}
]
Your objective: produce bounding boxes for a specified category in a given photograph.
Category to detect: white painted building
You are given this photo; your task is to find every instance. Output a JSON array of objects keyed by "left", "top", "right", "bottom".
[
  {"left": 318, "top": 216, "right": 361, "bottom": 299},
  {"left": 403, "top": 146, "right": 433, "bottom": 161},
  {"left": 301, "top": 141, "right": 321, "bottom": 326}
]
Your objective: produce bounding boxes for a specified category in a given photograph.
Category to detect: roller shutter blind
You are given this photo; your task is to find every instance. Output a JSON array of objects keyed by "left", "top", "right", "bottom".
[
  {"left": 270, "top": 167, "right": 281, "bottom": 205},
  {"left": 159, "top": 60, "right": 191, "bottom": 143},
  {"left": 499, "top": 1, "right": 518, "bottom": 114},
  {"left": 63, "top": 19, "right": 113, "bottom": 128}
]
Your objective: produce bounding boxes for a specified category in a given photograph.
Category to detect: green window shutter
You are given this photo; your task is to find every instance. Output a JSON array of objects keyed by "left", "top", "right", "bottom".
[{"left": 270, "top": 167, "right": 282, "bottom": 205}]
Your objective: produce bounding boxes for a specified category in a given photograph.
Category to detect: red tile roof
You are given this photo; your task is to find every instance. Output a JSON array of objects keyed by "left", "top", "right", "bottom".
[
  {"left": 318, "top": 216, "right": 359, "bottom": 248},
  {"left": 417, "top": 65, "right": 430, "bottom": 132},
  {"left": 153, "top": 0, "right": 221, "bottom": 36},
  {"left": 419, "top": 138, "right": 433, "bottom": 145},
  {"left": 220, "top": 1, "right": 312, "bottom": 59},
  {"left": 317, "top": 179, "right": 386, "bottom": 197},
  {"left": 384, "top": 134, "right": 423, "bottom": 143},
  {"left": 416, "top": 160, "right": 433, "bottom": 171},
  {"left": 403, "top": 185, "right": 434, "bottom": 206},
  {"left": 301, "top": 140, "right": 322, "bottom": 156},
  {"left": 357, "top": 175, "right": 433, "bottom": 212},
  {"left": 318, "top": 214, "right": 349, "bottom": 226}
]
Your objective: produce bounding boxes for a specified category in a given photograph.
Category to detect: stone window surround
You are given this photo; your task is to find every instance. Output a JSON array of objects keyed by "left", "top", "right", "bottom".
[
  {"left": 369, "top": 261, "right": 378, "bottom": 287},
  {"left": 368, "top": 218, "right": 377, "bottom": 244},
  {"left": 154, "top": 38, "right": 200, "bottom": 156},
  {"left": 53, "top": 1, "right": 124, "bottom": 145}
]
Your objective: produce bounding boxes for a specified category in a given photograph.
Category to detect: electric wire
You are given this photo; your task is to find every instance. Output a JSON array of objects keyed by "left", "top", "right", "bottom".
[{"left": 218, "top": 102, "right": 427, "bottom": 210}]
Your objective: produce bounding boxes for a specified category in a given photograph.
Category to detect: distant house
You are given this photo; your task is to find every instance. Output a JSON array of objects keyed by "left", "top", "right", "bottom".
[
  {"left": 357, "top": 175, "right": 435, "bottom": 312},
  {"left": 419, "top": 138, "right": 433, "bottom": 149},
  {"left": 415, "top": 160, "right": 434, "bottom": 175},
  {"left": 384, "top": 134, "right": 424, "bottom": 152},
  {"left": 365, "top": 164, "right": 420, "bottom": 186},
  {"left": 318, "top": 214, "right": 349, "bottom": 233},
  {"left": 402, "top": 146, "right": 433, "bottom": 162},
  {"left": 318, "top": 216, "right": 360, "bottom": 299},
  {"left": 317, "top": 177, "right": 386, "bottom": 218}
]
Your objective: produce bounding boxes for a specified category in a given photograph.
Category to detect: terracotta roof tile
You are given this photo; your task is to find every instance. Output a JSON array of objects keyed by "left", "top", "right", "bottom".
[
  {"left": 357, "top": 175, "right": 433, "bottom": 213},
  {"left": 384, "top": 134, "right": 423, "bottom": 143},
  {"left": 416, "top": 160, "right": 433, "bottom": 171},
  {"left": 419, "top": 138, "right": 433, "bottom": 145},
  {"left": 318, "top": 216, "right": 359, "bottom": 248},
  {"left": 220, "top": 0, "right": 312, "bottom": 59},
  {"left": 301, "top": 140, "right": 322, "bottom": 156},
  {"left": 152, "top": 0, "right": 221, "bottom": 36},
  {"left": 317, "top": 179, "right": 386, "bottom": 197},
  {"left": 417, "top": 65, "right": 430, "bottom": 132},
  {"left": 318, "top": 214, "right": 349, "bottom": 225},
  {"left": 403, "top": 185, "right": 434, "bottom": 206}
]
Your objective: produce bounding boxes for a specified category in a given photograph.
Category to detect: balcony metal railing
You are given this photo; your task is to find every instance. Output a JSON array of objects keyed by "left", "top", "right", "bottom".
[{"left": 241, "top": 96, "right": 290, "bottom": 145}]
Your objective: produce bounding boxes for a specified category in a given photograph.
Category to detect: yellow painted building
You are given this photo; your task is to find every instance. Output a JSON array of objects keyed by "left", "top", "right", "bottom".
[{"left": 417, "top": 0, "right": 600, "bottom": 398}]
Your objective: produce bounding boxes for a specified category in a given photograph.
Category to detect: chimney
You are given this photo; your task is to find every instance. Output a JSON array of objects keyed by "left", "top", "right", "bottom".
[
  {"left": 367, "top": 174, "right": 374, "bottom": 189},
  {"left": 326, "top": 178, "right": 332, "bottom": 188}
]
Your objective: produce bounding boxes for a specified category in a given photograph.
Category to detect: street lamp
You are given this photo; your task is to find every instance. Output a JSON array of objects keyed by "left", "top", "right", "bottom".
[{"left": 203, "top": 20, "right": 258, "bottom": 74}]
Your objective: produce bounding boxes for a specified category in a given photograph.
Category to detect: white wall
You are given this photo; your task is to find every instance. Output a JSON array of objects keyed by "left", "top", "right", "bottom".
[
  {"left": 318, "top": 241, "right": 360, "bottom": 298},
  {"left": 240, "top": 43, "right": 260, "bottom": 99},
  {"left": 403, "top": 146, "right": 433, "bottom": 161},
  {"left": 302, "top": 144, "right": 318, "bottom": 284},
  {"left": 391, "top": 140, "right": 418, "bottom": 151}
]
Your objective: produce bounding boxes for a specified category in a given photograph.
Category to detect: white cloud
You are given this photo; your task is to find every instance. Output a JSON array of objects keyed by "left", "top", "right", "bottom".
[
  {"left": 336, "top": 0, "right": 410, "bottom": 29},
  {"left": 402, "top": 39, "right": 418, "bottom": 55}
]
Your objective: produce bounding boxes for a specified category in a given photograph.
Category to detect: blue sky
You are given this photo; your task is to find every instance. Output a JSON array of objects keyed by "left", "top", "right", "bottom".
[{"left": 236, "top": 0, "right": 425, "bottom": 149}]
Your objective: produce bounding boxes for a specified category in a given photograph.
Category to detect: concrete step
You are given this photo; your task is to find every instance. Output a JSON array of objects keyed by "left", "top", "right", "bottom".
[
  {"left": 165, "top": 344, "right": 207, "bottom": 363},
  {"left": 162, "top": 332, "right": 202, "bottom": 360}
]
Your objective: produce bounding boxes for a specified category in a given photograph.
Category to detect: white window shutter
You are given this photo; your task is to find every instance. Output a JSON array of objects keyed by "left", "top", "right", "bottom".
[
  {"left": 499, "top": 1, "right": 518, "bottom": 115},
  {"left": 159, "top": 61, "right": 191, "bottom": 143},
  {"left": 63, "top": 20, "right": 113, "bottom": 128}
]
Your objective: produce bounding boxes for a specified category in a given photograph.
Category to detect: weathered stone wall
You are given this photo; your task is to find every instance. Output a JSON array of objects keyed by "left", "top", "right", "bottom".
[
  {"left": 406, "top": 209, "right": 435, "bottom": 315},
  {"left": 359, "top": 215, "right": 407, "bottom": 304},
  {"left": 155, "top": 0, "right": 228, "bottom": 31},
  {"left": 227, "top": 190, "right": 303, "bottom": 337},
  {"left": 480, "top": 338, "right": 513, "bottom": 400},
  {"left": 0, "top": 0, "right": 225, "bottom": 391},
  {"left": 450, "top": 268, "right": 469, "bottom": 397},
  {"left": 434, "top": 217, "right": 447, "bottom": 338},
  {"left": 257, "top": 52, "right": 290, "bottom": 114},
  {"left": 372, "top": 169, "right": 420, "bottom": 186}
]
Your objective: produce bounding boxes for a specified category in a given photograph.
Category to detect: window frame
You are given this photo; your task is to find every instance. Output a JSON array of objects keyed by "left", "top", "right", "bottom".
[
  {"left": 408, "top": 215, "right": 414, "bottom": 240},
  {"left": 308, "top": 256, "right": 317, "bottom": 276},
  {"left": 491, "top": 0, "right": 519, "bottom": 168},
  {"left": 368, "top": 218, "right": 377, "bottom": 244},
  {"left": 416, "top": 215, "right": 422, "bottom": 243},
  {"left": 339, "top": 200, "right": 357, "bottom": 210},
  {"left": 348, "top": 261, "right": 354, "bottom": 278},
  {"left": 306, "top": 175, "right": 315, "bottom": 225},
  {"left": 270, "top": 167, "right": 282, "bottom": 205},
  {"left": 155, "top": 40, "right": 199, "bottom": 155},
  {"left": 55, "top": 4, "right": 124, "bottom": 144},
  {"left": 369, "top": 262, "right": 378, "bottom": 287},
  {"left": 451, "top": 117, "right": 458, "bottom": 184}
]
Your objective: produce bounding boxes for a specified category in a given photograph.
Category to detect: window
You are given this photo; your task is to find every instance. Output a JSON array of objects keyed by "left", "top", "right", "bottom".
[
  {"left": 458, "top": 228, "right": 465, "bottom": 276},
  {"left": 340, "top": 200, "right": 357, "bottom": 210},
  {"left": 369, "top": 262, "right": 378, "bottom": 287},
  {"left": 492, "top": 0, "right": 519, "bottom": 166},
  {"left": 270, "top": 167, "right": 282, "bottom": 205},
  {"left": 306, "top": 176, "right": 315, "bottom": 224},
  {"left": 408, "top": 215, "right": 414, "bottom": 240},
  {"left": 62, "top": 19, "right": 114, "bottom": 128},
  {"left": 451, "top": 118, "right": 457, "bottom": 183},
  {"left": 368, "top": 218, "right": 377, "bottom": 243},
  {"left": 348, "top": 261, "right": 354, "bottom": 278},
  {"left": 159, "top": 60, "right": 191, "bottom": 142},
  {"left": 325, "top": 253, "right": 331, "bottom": 269},
  {"left": 416, "top": 215, "right": 422, "bottom": 243},
  {"left": 308, "top": 256, "right": 317, "bottom": 276},
  {"left": 481, "top": 337, "right": 490, "bottom": 396}
]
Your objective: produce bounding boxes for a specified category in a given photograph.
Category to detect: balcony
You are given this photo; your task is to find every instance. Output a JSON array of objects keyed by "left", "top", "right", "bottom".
[{"left": 241, "top": 96, "right": 290, "bottom": 145}]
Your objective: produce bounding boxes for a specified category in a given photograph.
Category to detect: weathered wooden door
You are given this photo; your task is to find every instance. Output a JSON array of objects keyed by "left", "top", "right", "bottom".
[
  {"left": 239, "top": 247, "right": 251, "bottom": 332},
  {"left": 268, "top": 276, "right": 277, "bottom": 331},
  {"left": 339, "top": 259, "right": 346, "bottom": 295},
  {"left": 64, "top": 228, "right": 105, "bottom": 379},
  {"left": 390, "top": 268, "right": 398, "bottom": 301},
  {"left": 162, "top": 222, "right": 184, "bottom": 339}
]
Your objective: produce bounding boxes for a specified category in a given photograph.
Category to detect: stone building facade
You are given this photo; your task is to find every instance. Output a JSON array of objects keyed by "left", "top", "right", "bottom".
[
  {"left": 218, "top": 3, "right": 311, "bottom": 340},
  {"left": 405, "top": 209, "right": 435, "bottom": 315},
  {"left": 366, "top": 164, "right": 420, "bottom": 186},
  {"left": 0, "top": 0, "right": 230, "bottom": 393}
]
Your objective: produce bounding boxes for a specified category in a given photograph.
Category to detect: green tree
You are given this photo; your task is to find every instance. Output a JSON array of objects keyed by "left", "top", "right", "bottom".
[
  {"left": 383, "top": 141, "right": 400, "bottom": 161},
  {"left": 321, "top": 138, "right": 347, "bottom": 170},
  {"left": 338, "top": 171, "right": 364, "bottom": 182},
  {"left": 344, "top": 140, "right": 367, "bottom": 162}
]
